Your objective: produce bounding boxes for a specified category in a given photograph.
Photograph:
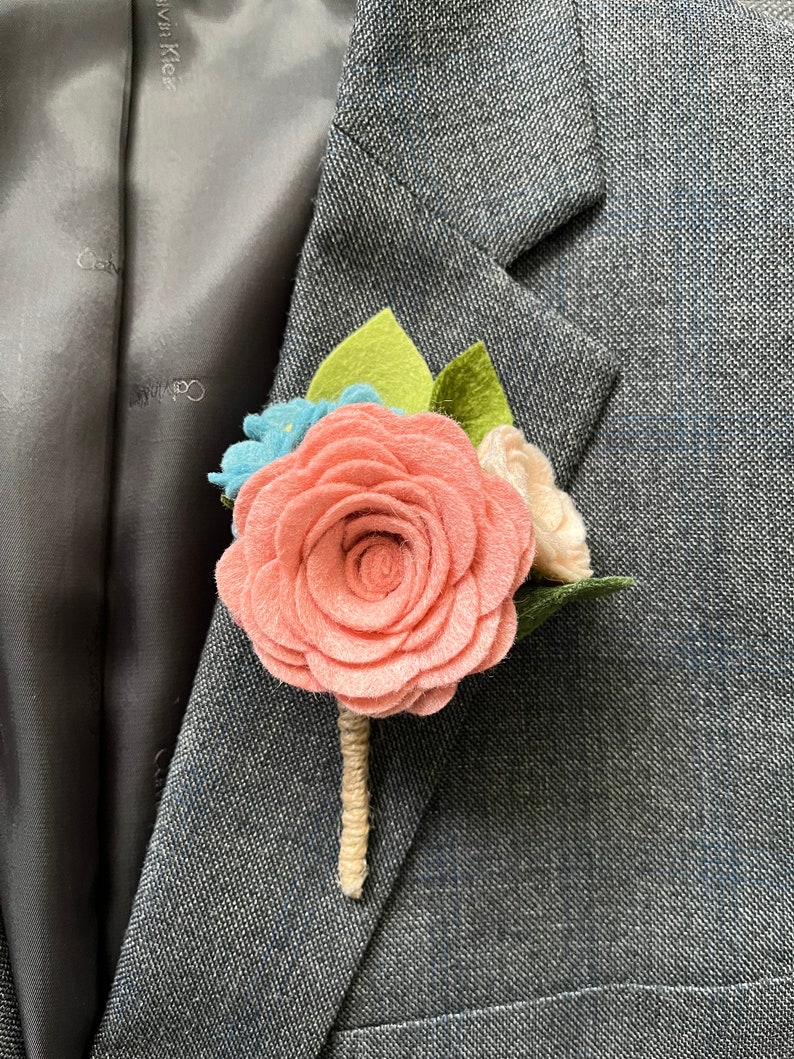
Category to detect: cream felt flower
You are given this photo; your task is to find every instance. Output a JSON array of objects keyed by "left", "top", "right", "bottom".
[{"left": 477, "top": 425, "right": 592, "bottom": 584}]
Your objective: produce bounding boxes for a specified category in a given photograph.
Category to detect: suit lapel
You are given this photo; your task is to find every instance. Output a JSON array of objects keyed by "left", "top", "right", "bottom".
[
  {"left": 93, "top": 604, "right": 468, "bottom": 1057},
  {"left": 334, "top": 0, "right": 603, "bottom": 266},
  {"left": 94, "top": 2, "right": 610, "bottom": 1055}
]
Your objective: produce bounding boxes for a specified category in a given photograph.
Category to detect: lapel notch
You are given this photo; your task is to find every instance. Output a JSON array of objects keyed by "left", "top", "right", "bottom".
[{"left": 335, "top": 0, "right": 603, "bottom": 265}]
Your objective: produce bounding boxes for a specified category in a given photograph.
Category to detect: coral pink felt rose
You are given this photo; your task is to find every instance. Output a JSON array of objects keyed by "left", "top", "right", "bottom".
[{"left": 216, "top": 403, "right": 534, "bottom": 717}]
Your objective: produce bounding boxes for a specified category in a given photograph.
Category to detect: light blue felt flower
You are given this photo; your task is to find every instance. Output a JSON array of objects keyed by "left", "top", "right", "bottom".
[{"left": 208, "top": 383, "right": 386, "bottom": 499}]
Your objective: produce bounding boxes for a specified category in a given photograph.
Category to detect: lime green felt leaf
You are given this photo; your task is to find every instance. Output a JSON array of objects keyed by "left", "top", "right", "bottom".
[
  {"left": 429, "top": 341, "right": 513, "bottom": 447},
  {"left": 306, "top": 308, "right": 434, "bottom": 414},
  {"left": 514, "top": 576, "right": 635, "bottom": 642},
  {"left": 220, "top": 494, "right": 234, "bottom": 511}
]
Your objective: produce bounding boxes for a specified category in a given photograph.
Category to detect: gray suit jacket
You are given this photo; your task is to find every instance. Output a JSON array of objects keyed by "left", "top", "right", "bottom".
[{"left": 2, "top": 0, "right": 792, "bottom": 1056}]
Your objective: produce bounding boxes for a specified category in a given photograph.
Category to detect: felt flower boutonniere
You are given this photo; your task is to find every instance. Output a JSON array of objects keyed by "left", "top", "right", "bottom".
[{"left": 210, "top": 309, "right": 632, "bottom": 898}]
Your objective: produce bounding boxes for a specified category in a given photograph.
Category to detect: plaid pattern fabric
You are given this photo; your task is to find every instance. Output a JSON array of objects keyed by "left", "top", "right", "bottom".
[{"left": 90, "top": 1, "right": 793, "bottom": 1056}]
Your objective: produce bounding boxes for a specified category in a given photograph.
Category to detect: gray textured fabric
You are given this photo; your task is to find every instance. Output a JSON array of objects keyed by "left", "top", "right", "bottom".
[
  {"left": 0, "top": 919, "right": 23, "bottom": 1059},
  {"left": 269, "top": 129, "right": 616, "bottom": 490},
  {"left": 741, "top": 0, "right": 794, "bottom": 25},
  {"left": 327, "top": 976, "right": 794, "bottom": 1058},
  {"left": 328, "top": 0, "right": 794, "bottom": 1050},
  {"left": 0, "top": 0, "right": 353, "bottom": 1055},
  {"left": 333, "top": 0, "right": 603, "bottom": 265},
  {"left": 91, "top": 126, "right": 615, "bottom": 1059},
  {"left": 92, "top": 0, "right": 792, "bottom": 1056}
]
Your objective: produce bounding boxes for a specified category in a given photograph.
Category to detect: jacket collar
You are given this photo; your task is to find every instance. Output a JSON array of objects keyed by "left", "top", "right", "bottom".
[{"left": 334, "top": 0, "right": 603, "bottom": 266}]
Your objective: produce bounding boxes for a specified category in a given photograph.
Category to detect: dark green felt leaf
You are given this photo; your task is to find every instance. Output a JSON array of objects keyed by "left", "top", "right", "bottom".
[
  {"left": 514, "top": 576, "right": 635, "bottom": 641},
  {"left": 429, "top": 341, "right": 513, "bottom": 446},
  {"left": 306, "top": 308, "right": 434, "bottom": 413}
]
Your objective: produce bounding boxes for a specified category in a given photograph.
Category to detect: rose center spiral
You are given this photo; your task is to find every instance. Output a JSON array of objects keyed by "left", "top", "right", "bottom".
[{"left": 345, "top": 533, "right": 406, "bottom": 600}]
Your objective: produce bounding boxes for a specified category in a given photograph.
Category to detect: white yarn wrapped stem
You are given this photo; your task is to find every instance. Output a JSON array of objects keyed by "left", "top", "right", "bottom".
[{"left": 337, "top": 704, "right": 371, "bottom": 899}]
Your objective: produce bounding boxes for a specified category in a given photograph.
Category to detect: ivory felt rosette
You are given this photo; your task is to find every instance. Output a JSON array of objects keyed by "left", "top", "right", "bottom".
[{"left": 210, "top": 309, "right": 632, "bottom": 898}]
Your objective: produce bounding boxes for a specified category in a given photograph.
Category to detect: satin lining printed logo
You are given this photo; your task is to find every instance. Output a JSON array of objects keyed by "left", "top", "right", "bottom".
[
  {"left": 155, "top": 0, "right": 181, "bottom": 91},
  {"left": 130, "top": 379, "right": 206, "bottom": 408},
  {"left": 77, "top": 248, "right": 121, "bottom": 275}
]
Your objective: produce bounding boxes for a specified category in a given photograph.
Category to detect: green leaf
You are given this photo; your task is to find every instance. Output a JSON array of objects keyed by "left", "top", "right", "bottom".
[
  {"left": 514, "top": 576, "right": 635, "bottom": 641},
  {"left": 429, "top": 341, "right": 513, "bottom": 446},
  {"left": 306, "top": 308, "right": 434, "bottom": 414},
  {"left": 220, "top": 494, "right": 235, "bottom": 511}
]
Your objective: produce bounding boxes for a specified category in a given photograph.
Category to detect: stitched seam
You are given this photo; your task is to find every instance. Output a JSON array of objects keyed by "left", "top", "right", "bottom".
[
  {"left": 330, "top": 119, "right": 502, "bottom": 265},
  {"left": 334, "top": 968, "right": 794, "bottom": 1037},
  {"left": 570, "top": 0, "right": 607, "bottom": 188},
  {"left": 327, "top": 122, "right": 617, "bottom": 377},
  {"left": 330, "top": 119, "right": 604, "bottom": 267}
]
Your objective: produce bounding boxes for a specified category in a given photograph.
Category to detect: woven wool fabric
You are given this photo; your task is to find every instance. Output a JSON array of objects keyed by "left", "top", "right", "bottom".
[
  {"left": 0, "top": 923, "right": 23, "bottom": 1058},
  {"left": 88, "top": 1, "right": 792, "bottom": 1057},
  {"left": 742, "top": 0, "right": 794, "bottom": 24},
  {"left": 328, "top": 0, "right": 794, "bottom": 1048}
]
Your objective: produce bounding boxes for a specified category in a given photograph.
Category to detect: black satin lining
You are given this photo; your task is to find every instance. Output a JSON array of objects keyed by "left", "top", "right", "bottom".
[{"left": 0, "top": 1, "right": 354, "bottom": 1055}]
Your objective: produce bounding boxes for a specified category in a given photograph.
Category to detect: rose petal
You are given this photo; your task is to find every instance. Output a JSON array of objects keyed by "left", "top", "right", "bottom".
[
  {"left": 341, "top": 681, "right": 458, "bottom": 719},
  {"left": 304, "top": 511, "right": 429, "bottom": 632},
  {"left": 275, "top": 482, "right": 363, "bottom": 575},
  {"left": 251, "top": 644, "right": 324, "bottom": 693},
  {"left": 298, "top": 493, "right": 450, "bottom": 626},
  {"left": 290, "top": 404, "right": 399, "bottom": 470},
  {"left": 250, "top": 561, "right": 309, "bottom": 653},
  {"left": 471, "top": 599, "right": 518, "bottom": 674},
  {"left": 405, "top": 683, "right": 458, "bottom": 716},
  {"left": 399, "top": 572, "right": 479, "bottom": 666},
  {"left": 215, "top": 539, "right": 250, "bottom": 623},
  {"left": 234, "top": 451, "right": 299, "bottom": 534},
  {"left": 242, "top": 466, "right": 317, "bottom": 567},
  {"left": 394, "top": 579, "right": 456, "bottom": 653},
  {"left": 386, "top": 510, "right": 452, "bottom": 634},
  {"left": 472, "top": 479, "right": 534, "bottom": 613},
  {"left": 412, "top": 475, "right": 478, "bottom": 582},
  {"left": 417, "top": 601, "right": 504, "bottom": 689},
  {"left": 317, "top": 455, "right": 409, "bottom": 489},
  {"left": 305, "top": 642, "right": 428, "bottom": 699},
  {"left": 219, "top": 401, "right": 532, "bottom": 717},
  {"left": 295, "top": 565, "right": 408, "bottom": 664},
  {"left": 346, "top": 535, "right": 405, "bottom": 599},
  {"left": 388, "top": 422, "right": 486, "bottom": 519},
  {"left": 337, "top": 685, "right": 426, "bottom": 718}
]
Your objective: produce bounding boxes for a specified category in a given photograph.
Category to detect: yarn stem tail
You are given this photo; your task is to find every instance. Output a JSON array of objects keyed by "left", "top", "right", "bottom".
[{"left": 337, "top": 704, "right": 371, "bottom": 899}]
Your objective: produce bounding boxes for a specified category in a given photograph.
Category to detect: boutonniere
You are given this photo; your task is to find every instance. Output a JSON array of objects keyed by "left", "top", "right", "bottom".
[{"left": 210, "top": 309, "right": 633, "bottom": 898}]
